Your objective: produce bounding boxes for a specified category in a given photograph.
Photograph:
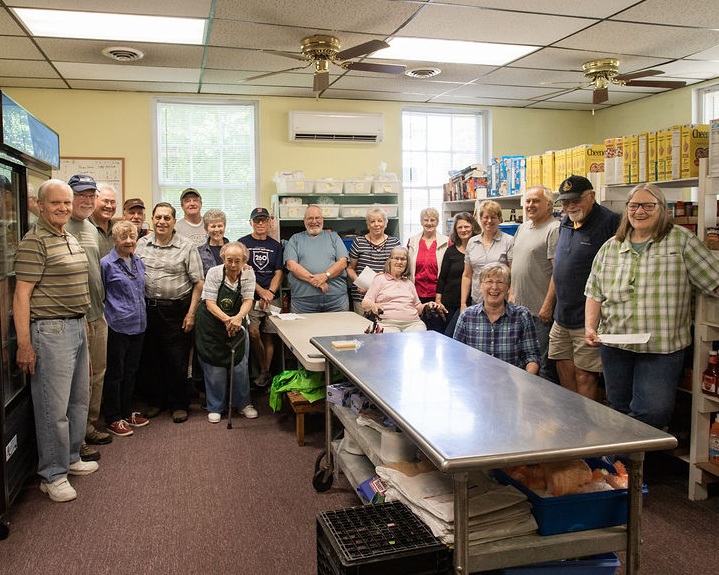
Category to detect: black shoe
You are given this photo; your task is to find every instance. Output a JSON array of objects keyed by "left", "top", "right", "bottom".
[
  {"left": 85, "top": 429, "right": 113, "bottom": 445},
  {"left": 80, "top": 443, "right": 101, "bottom": 462},
  {"left": 144, "top": 406, "right": 162, "bottom": 419},
  {"left": 172, "top": 409, "right": 188, "bottom": 423}
]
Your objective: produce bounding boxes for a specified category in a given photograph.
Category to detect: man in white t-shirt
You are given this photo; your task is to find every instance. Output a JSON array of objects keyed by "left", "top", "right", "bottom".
[{"left": 174, "top": 188, "right": 206, "bottom": 246}]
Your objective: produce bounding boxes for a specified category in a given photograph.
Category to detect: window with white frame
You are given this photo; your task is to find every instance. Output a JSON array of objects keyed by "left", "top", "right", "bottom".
[
  {"left": 697, "top": 83, "right": 719, "bottom": 123},
  {"left": 401, "top": 108, "right": 488, "bottom": 241},
  {"left": 153, "top": 99, "right": 259, "bottom": 241}
]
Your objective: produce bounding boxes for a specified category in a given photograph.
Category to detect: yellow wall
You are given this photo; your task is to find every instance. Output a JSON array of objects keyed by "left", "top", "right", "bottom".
[{"left": 6, "top": 85, "right": 693, "bottom": 208}]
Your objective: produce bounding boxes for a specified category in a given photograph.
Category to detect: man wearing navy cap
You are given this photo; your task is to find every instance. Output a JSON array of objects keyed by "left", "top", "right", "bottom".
[
  {"left": 66, "top": 174, "right": 112, "bottom": 462},
  {"left": 549, "top": 175, "right": 620, "bottom": 400},
  {"left": 239, "top": 207, "right": 283, "bottom": 388}
]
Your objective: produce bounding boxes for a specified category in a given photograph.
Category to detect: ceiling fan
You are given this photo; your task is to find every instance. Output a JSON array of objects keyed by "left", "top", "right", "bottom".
[
  {"left": 538, "top": 58, "right": 687, "bottom": 104},
  {"left": 244, "top": 34, "right": 406, "bottom": 93}
]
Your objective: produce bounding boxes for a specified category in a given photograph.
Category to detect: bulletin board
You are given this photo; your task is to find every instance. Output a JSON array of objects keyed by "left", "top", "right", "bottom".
[{"left": 52, "top": 157, "right": 124, "bottom": 218}]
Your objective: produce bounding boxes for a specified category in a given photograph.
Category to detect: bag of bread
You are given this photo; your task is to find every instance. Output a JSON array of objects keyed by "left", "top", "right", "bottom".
[{"left": 543, "top": 459, "right": 593, "bottom": 496}]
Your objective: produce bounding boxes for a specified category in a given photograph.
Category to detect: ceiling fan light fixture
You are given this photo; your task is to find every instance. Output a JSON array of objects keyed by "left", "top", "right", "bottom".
[
  {"left": 405, "top": 67, "right": 441, "bottom": 79},
  {"left": 102, "top": 46, "right": 144, "bottom": 62}
]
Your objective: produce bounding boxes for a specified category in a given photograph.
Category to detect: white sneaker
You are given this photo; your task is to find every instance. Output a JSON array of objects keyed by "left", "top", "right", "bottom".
[
  {"left": 208, "top": 412, "right": 221, "bottom": 424},
  {"left": 39, "top": 477, "right": 77, "bottom": 502},
  {"left": 68, "top": 459, "right": 99, "bottom": 476},
  {"left": 241, "top": 405, "right": 258, "bottom": 419}
]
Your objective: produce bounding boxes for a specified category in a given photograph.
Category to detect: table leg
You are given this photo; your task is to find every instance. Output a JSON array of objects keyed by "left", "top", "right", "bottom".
[
  {"left": 626, "top": 452, "right": 644, "bottom": 575},
  {"left": 296, "top": 413, "right": 305, "bottom": 446},
  {"left": 324, "top": 360, "right": 334, "bottom": 472},
  {"left": 453, "top": 472, "right": 469, "bottom": 574}
]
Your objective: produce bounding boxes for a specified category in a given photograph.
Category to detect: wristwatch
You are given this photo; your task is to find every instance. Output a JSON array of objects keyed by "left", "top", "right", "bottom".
[{"left": 325, "top": 272, "right": 331, "bottom": 278}]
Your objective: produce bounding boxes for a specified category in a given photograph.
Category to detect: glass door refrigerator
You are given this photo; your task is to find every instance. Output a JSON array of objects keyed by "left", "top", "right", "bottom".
[{"left": 0, "top": 91, "right": 58, "bottom": 539}]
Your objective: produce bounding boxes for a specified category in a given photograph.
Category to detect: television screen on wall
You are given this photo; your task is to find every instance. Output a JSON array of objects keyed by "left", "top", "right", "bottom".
[{"left": 0, "top": 91, "right": 60, "bottom": 169}]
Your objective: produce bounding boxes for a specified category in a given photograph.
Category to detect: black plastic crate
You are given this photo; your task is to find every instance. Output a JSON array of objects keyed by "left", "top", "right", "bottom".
[{"left": 317, "top": 501, "right": 451, "bottom": 575}]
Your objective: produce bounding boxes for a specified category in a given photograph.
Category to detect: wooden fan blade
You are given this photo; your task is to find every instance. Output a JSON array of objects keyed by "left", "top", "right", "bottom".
[
  {"left": 243, "top": 65, "right": 311, "bottom": 83},
  {"left": 336, "top": 39, "right": 389, "bottom": 60},
  {"left": 264, "top": 50, "right": 308, "bottom": 62},
  {"left": 615, "top": 69, "right": 664, "bottom": 81},
  {"left": 624, "top": 79, "right": 687, "bottom": 89},
  {"left": 594, "top": 87, "right": 609, "bottom": 104},
  {"left": 313, "top": 71, "right": 330, "bottom": 92},
  {"left": 344, "top": 61, "right": 406, "bottom": 74}
]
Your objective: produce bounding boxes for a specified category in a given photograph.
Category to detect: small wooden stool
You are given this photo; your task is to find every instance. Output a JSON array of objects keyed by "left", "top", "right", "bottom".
[{"left": 286, "top": 390, "right": 325, "bottom": 446}]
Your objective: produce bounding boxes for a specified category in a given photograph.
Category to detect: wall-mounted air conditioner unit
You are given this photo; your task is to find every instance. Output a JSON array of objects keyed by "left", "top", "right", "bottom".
[{"left": 288, "top": 111, "right": 384, "bottom": 143}]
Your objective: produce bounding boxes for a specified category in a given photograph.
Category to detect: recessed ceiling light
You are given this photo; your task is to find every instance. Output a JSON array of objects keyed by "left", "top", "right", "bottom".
[
  {"left": 13, "top": 8, "right": 206, "bottom": 45},
  {"left": 405, "top": 67, "right": 441, "bottom": 79},
  {"left": 102, "top": 47, "right": 145, "bottom": 62},
  {"left": 371, "top": 38, "right": 539, "bottom": 66}
]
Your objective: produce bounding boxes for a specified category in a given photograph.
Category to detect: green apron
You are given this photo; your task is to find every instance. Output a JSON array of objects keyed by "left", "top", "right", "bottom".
[{"left": 195, "top": 267, "right": 246, "bottom": 367}]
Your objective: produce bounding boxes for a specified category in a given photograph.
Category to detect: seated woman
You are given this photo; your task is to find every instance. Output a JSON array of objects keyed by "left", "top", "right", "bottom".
[
  {"left": 361, "top": 247, "right": 439, "bottom": 333},
  {"left": 454, "top": 263, "right": 540, "bottom": 374},
  {"left": 194, "top": 241, "right": 258, "bottom": 423}
]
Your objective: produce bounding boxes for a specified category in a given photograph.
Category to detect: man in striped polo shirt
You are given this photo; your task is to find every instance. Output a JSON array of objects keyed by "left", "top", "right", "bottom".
[{"left": 14, "top": 179, "right": 99, "bottom": 503}]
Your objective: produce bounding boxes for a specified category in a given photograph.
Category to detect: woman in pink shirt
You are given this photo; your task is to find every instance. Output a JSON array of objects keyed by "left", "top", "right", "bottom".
[{"left": 362, "top": 247, "right": 440, "bottom": 332}]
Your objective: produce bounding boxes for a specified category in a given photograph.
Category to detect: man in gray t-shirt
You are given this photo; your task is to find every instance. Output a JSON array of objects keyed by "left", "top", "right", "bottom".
[{"left": 509, "top": 185, "right": 559, "bottom": 382}]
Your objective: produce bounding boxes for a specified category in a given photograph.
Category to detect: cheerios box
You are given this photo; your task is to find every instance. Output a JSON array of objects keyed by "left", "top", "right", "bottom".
[{"left": 680, "top": 123, "right": 709, "bottom": 179}]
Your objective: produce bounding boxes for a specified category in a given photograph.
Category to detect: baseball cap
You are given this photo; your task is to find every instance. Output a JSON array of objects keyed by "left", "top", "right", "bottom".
[
  {"left": 180, "top": 187, "right": 201, "bottom": 201},
  {"left": 250, "top": 207, "right": 270, "bottom": 220},
  {"left": 68, "top": 174, "right": 98, "bottom": 193},
  {"left": 556, "top": 175, "right": 593, "bottom": 201},
  {"left": 123, "top": 198, "right": 145, "bottom": 211}
]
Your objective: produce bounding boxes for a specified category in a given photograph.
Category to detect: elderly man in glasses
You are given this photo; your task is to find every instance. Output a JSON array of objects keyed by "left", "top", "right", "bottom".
[
  {"left": 283, "top": 205, "right": 349, "bottom": 314},
  {"left": 548, "top": 175, "right": 620, "bottom": 400},
  {"left": 454, "top": 263, "right": 540, "bottom": 373}
]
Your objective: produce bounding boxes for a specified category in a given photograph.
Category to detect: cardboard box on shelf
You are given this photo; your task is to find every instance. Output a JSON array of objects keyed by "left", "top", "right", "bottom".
[
  {"left": 638, "top": 132, "right": 649, "bottom": 183},
  {"left": 647, "top": 132, "right": 657, "bottom": 182},
  {"left": 680, "top": 123, "right": 709, "bottom": 179},
  {"left": 542, "top": 151, "right": 555, "bottom": 190}
]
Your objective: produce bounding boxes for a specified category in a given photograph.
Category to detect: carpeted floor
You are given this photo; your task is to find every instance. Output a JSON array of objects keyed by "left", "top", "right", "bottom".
[{"left": 1, "top": 394, "right": 718, "bottom": 575}]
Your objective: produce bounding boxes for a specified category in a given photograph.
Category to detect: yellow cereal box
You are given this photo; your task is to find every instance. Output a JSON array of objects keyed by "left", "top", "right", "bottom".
[
  {"left": 542, "top": 151, "right": 555, "bottom": 190},
  {"left": 638, "top": 132, "right": 649, "bottom": 183},
  {"left": 680, "top": 124, "right": 709, "bottom": 179},
  {"left": 554, "top": 148, "right": 567, "bottom": 187},
  {"left": 671, "top": 125, "right": 683, "bottom": 180},
  {"left": 657, "top": 128, "right": 672, "bottom": 181},
  {"left": 622, "top": 136, "right": 636, "bottom": 184},
  {"left": 615, "top": 137, "right": 625, "bottom": 185}
]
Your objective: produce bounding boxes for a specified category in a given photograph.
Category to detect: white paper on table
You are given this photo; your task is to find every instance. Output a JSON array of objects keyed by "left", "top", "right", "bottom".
[
  {"left": 354, "top": 266, "right": 378, "bottom": 291},
  {"left": 274, "top": 313, "right": 304, "bottom": 321},
  {"left": 598, "top": 333, "right": 650, "bottom": 344}
]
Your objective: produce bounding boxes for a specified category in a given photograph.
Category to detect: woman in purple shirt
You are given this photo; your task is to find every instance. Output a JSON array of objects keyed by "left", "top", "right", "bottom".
[{"left": 100, "top": 221, "right": 149, "bottom": 437}]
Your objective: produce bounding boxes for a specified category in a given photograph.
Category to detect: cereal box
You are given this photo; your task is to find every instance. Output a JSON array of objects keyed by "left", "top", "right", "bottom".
[
  {"left": 615, "top": 137, "right": 625, "bottom": 185},
  {"left": 680, "top": 124, "right": 709, "bottom": 179},
  {"left": 647, "top": 132, "right": 657, "bottom": 182},
  {"left": 604, "top": 138, "right": 616, "bottom": 185},
  {"left": 638, "top": 132, "right": 649, "bottom": 183},
  {"left": 671, "top": 125, "right": 683, "bottom": 180},
  {"left": 542, "top": 151, "right": 555, "bottom": 190}
]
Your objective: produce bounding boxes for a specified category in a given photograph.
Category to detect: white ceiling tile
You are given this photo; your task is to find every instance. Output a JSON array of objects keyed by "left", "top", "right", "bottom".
[
  {"left": 0, "top": 59, "right": 58, "bottom": 77},
  {"left": 0, "top": 35, "right": 45, "bottom": 59},
  {"left": 652, "top": 60, "right": 719, "bottom": 80},
  {"left": 54, "top": 62, "right": 201, "bottom": 82},
  {"left": 611, "top": 0, "right": 719, "bottom": 28},
  {"left": 509, "top": 48, "right": 670, "bottom": 74},
  {"left": 555, "top": 21, "right": 719, "bottom": 59},
  {"left": 67, "top": 80, "right": 200, "bottom": 92},
  {"left": 396, "top": 5, "right": 595, "bottom": 45},
  {"left": 429, "top": 0, "right": 638, "bottom": 19},
  {"left": 0, "top": 76, "right": 67, "bottom": 88}
]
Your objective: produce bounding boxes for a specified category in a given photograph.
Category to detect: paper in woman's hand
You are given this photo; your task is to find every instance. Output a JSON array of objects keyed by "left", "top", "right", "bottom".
[
  {"left": 598, "top": 333, "right": 650, "bottom": 344},
  {"left": 354, "top": 267, "right": 378, "bottom": 291}
]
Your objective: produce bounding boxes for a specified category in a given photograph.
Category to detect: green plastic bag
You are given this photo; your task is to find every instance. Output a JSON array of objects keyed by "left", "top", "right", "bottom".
[{"left": 268, "top": 367, "right": 345, "bottom": 412}]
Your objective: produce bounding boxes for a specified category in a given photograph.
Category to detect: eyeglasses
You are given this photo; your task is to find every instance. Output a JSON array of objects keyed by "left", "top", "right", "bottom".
[
  {"left": 626, "top": 202, "right": 658, "bottom": 213},
  {"left": 252, "top": 217, "right": 269, "bottom": 224},
  {"left": 482, "top": 279, "right": 507, "bottom": 287}
]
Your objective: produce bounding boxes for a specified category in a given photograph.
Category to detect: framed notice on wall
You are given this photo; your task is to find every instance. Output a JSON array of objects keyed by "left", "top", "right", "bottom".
[{"left": 52, "top": 157, "right": 125, "bottom": 218}]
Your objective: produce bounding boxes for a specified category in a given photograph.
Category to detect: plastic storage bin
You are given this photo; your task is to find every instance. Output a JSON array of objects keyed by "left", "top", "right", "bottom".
[
  {"left": 372, "top": 180, "right": 401, "bottom": 194},
  {"left": 373, "top": 204, "right": 399, "bottom": 218},
  {"left": 494, "top": 458, "right": 643, "bottom": 536},
  {"left": 276, "top": 179, "right": 314, "bottom": 194},
  {"left": 340, "top": 205, "right": 370, "bottom": 218},
  {"left": 317, "top": 502, "right": 451, "bottom": 575},
  {"left": 316, "top": 179, "right": 343, "bottom": 194},
  {"left": 493, "top": 553, "right": 620, "bottom": 575},
  {"left": 319, "top": 204, "right": 340, "bottom": 218},
  {"left": 344, "top": 179, "right": 373, "bottom": 194},
  {"left": 278, "top": 204, "right": 305, "bottom": 219}
]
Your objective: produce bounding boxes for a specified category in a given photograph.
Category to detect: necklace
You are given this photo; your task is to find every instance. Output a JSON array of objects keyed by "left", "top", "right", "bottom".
[
  {"left": 118, "top": 256, "right": 138, "bottom": 280},
  {"left": 367, "top": 234, "right": 387, "bottom": 251}
]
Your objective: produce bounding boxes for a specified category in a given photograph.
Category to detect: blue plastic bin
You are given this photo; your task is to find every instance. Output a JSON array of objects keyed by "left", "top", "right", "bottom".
[
  {"left": 494, "top": 553, "right": 620, "bottom": 575},
  {"left": 494, "top": 458, "right": 645, "bottom": 536}
]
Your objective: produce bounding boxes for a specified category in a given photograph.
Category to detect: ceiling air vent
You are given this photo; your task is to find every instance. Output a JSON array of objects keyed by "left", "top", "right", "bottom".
[
  {"left": 101, "top": 47, "right": 145, "bottom": 62},
  {"left": 405, "top": 67, "right": 441, "bottom": 79}
]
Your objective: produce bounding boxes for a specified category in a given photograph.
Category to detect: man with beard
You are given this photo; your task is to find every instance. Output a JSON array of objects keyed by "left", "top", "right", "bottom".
[
  {"left": 549, "top": 175, "right": 620, "bottom": 400},
  {"left": 283, "top": 205, "right": 348, "bottom": 313}
]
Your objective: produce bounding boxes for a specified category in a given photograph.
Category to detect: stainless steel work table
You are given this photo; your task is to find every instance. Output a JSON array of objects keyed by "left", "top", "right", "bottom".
[{"left": 310, "top": 331, "right": 678, "bottom": 575}]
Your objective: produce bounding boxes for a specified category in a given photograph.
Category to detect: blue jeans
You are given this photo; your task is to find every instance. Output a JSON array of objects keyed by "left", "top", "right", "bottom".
[
  {"left": 600, "top": 345, "right": 685, "bottom": 428},
  {"left": 291, "top": 292, "right": 349, "bottom": 314},
  {"left": 198, "top": 345, "right": 251, "bottom": 415},
  {"left": 533, "top": 316, "right": 558, "bottom": 383},
  {"left": 30, "top": 317, "right": 89, "bottom": 483}
]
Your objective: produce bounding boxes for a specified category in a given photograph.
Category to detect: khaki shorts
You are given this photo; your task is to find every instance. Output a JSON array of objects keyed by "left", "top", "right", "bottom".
[
  {"left": 548, "top": 322, "right": 602, "bottom": 373},
  {"left": 247, "top": 299, "right": 279, "bottom": 333}
]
